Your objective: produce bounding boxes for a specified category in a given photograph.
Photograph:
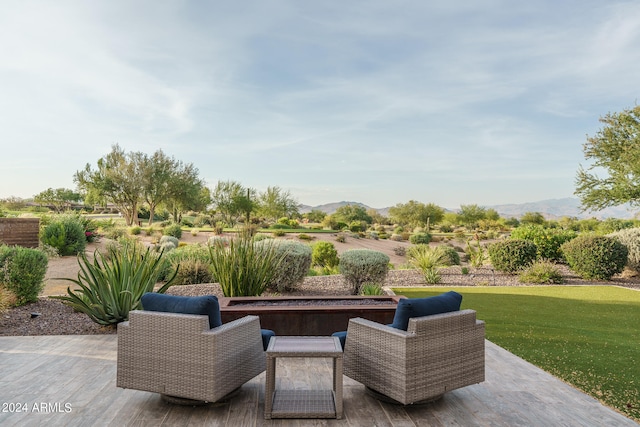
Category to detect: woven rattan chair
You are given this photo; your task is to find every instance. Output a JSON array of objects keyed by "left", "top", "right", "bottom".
[
  {"left": 343, "top": 309, "right": 485, "bottom": 405},
  {"left": 117, "top": 310, "right": 266, "bottom": 404}
]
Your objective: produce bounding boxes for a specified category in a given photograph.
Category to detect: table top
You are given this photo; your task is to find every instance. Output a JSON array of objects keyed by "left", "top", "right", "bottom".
[{"left": 266, "top": 336, "right": 342, "bottom": 356}]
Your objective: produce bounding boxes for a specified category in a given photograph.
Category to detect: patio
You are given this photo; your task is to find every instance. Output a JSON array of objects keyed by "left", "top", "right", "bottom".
[{"left": 0, "top": 335, "right": 636, "bottom": 426}]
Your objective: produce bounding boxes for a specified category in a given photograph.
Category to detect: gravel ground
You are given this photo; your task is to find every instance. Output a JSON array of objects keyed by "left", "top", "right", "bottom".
[{"left": 2, "top": 268, "right": 638, "bottom": 337}]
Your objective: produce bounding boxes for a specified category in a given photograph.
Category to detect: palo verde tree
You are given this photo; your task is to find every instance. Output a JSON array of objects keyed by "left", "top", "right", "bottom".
[
  {"left": 211, "top": 180, "right": 256, "bottom": 227},
  {"left": 256, "top": 186, "right": 299, "bottom": 222},
  {"left": 575, "top": 105, "right": 640, "bottom": 212},
  {"left": 388, "top": 200, "right": 444, "bottom": 229},
  {"left": 33, "top": 188, "right": 82, "bottom": 213}
]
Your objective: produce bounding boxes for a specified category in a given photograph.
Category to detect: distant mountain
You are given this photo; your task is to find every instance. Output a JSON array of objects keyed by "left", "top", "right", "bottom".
[
  {"left": 299, "top": 198, "right": 638, "bottom": 220},
  {"left": 486, "top": 198, "right": 637, "bottom": 220}
]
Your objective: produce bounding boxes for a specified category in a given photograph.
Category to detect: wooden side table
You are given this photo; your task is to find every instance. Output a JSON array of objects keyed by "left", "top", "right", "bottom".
[{"left": 264, "top": 336, "right": 343, "bottom": 419}]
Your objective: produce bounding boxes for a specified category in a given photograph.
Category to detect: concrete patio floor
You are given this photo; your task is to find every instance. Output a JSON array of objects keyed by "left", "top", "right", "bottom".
[{"left": 0, "top": 335, "right": 637, "bottom": 426}]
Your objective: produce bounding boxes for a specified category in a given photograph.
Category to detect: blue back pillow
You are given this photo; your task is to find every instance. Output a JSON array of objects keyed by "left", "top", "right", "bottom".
[
  {"left": 140, "top": 293, "right": 222, "bottom": 329},
  {"left": 390, "top": 291, "right": 462, "bottom": 330}
]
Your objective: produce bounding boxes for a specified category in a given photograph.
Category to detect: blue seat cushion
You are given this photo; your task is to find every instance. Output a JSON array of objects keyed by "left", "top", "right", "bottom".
[
  {"left": 141, "top": 293, "right": 222, "bottom": 329},
  {"left": 261, "top": 329, "right": 275, "bottom": 351},
  {"left": 332, "top": 331, "right": 347, "bottom": 350},
  {"left": 390, "top": 291, "right": 462, "bottom": 330}
]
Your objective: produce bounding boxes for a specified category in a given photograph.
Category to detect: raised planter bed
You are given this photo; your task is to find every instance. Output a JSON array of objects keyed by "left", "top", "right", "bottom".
[{"left": 219, "top": 295, "right": 404, "bottom": 336}]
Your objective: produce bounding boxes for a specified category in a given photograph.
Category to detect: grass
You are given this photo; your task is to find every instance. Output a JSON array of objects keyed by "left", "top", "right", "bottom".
[{"left": 391, "top": 286, "right": 640, "bottom": 422}]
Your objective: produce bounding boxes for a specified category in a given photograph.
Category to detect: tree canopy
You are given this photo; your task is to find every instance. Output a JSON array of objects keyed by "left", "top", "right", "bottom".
[
  {"left": 575, "top": 105, "right": 640, "bottom": 211},
  {"left": 388, "top": 200, "right": 444, "bottom": 228},
  {"left": 33, "top": 188, "right": 82, "bottom": 213}
]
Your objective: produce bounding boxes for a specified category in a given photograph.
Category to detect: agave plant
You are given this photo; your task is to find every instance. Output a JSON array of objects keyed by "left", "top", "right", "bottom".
[
  {"left": 52, "top": 242, "right": 177, "bottom": 326},
  {"left": 407, "top": 244, "right": 449, "bottom": 284}
]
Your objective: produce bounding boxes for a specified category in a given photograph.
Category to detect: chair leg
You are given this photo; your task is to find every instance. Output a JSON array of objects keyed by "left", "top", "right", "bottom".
[{"left": 161, "top": 387, "right": 242, "bottom": 406}]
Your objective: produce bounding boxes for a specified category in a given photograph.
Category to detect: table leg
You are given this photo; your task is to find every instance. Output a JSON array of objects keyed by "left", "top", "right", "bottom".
[
  {"left": 333, "top": 356, "right": 343, "bottom": 419},
  {"left": 264, "top": 356, "right": 276, "bottom": 419}
]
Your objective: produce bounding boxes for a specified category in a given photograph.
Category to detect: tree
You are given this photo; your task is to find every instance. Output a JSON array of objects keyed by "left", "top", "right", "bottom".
[
  {"left": 458, "top": 204, "right": 487, "bottom": 228},
  {"left": 333, "top": 204, "right": 372, "bottom": 225},
  {"left": 256, "top": 186, "right": 299, "bottom": 222},
  {"left": 575, "top": 105, "right": 640, "bottom": 211},
  {"left": 141, "top": 150, "right": 177, "bottom": 226},
  {"left": 164, "top": 163, "right": 209, "bottom": 223},
  {"left": 211, "top": 180, "right": 256, "bottom": 227},
  {"left": 75, "top": 145, "right": 145, "bottom": 226},
  {"left": 305, "top": 209, "right": 327, "bottom": 223},
  {"left": 520, "top": 212, "right": 546, "bottom": 225},
  {"left": 33, "top": 188, "right": 82, "bottom": 213},
  {"left": 388, "top": 200, "right": 444, "bottom": 229}
]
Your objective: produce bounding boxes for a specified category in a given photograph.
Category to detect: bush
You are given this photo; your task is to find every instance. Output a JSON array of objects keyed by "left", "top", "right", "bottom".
[
  {"left": 360, "top": 283, "right": 384, "bottom": 295},
  {"left": 439, "top": 246, "right": 461, "bottom": 266},
  {"left": 608, "top": 227, "right": 640, "bottom": 273},
  {"left": 510, "top": 225, "right": 577, "bottom": 261},
  {"left": 208, "top": 234, "right": 284, "bottom": 297},
  {"left": 193, "top": 214, "right": 212, "bottom": 228},
  {"left": 409, "top": 232, "right": 432, "bottom": 245},
  {"left": 129, "top": 226, "right": 142, "bottom": 235},
  {"left": 40, "top": 215, "right": 87, "bottom": 256},
  {"left": 390, "top": 234, "right": 404, "bottom": 242},
  {"left": 311, "top": 241, "right": 339, "bottom": 268},
  {"left": 52, "top": 243, "right": 176, "bottom": 326},
  {"left": 0, "top": 246, "right": 48, "bottom": 305},
  {"left": 561, "top": 235, "right": 628, "bottom": 280},
  {"left": 163, "top": 223, "right": 183, "bottom": 239},
  {"left": 161, "top": 244, "right": 213, "bottom": 286},
  {"left": 393, "top": 246, "right": 406, "bottom": 256},
  {"left": 518, "top": 260, "right": 565, "bottom": 284},
  {"left": 256, "top": 240, "right": 312, "bottom": 292},
  {"left": 159, "top": 235, "right": 179, "bottom": 248},
  {"left": 407, "top": 245, "right": 449, "bottom": 284},
  {"left": 488, "top": 239, "right": 538, "bottom": 273},
  {"left": 297, "top": 233, "right": 314, "bottom": 241},
  {"left": 339, "top": 249, "right": 389, "bottom": 294}
]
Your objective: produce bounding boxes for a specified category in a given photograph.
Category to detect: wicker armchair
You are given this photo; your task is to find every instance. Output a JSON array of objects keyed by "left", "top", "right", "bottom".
[
  {"left": 117, "top": 311, "right": 266, "bottom": 403},
  {"left": 343, "top": 309, "right": 485, "bottom": 405}
]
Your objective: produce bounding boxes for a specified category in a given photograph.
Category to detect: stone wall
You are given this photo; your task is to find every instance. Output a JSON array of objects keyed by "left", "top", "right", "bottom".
[{"left": 0, "top": 218, "right": 40, "bottom": 248}]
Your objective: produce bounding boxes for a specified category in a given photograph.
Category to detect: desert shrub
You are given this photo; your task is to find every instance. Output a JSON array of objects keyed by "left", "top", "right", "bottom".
[
  {"left": 163, "top": 223, "right": 182, "bottom": 239},
  {"left": 129, "top": 226, "right": 142, "bottom": 235},
  {"left": 256, "top": 239, "right": 312, "bottom": 292},
  {"left": 393, "top": 246, "right": 406, "bottom": 256},
  {"left": 105, "top": 226, "right": 127, "bottom": 240},
  {"left": 162, "top": 244, "right": 213, "bottom": 286},
  {"left": 561, "top": 235, "right": 628, "bottom": 280},
  {"left": 407, "top": 245, "right": 449, "bottom": 284},
  {"left": 409, "top": 232, "right": 432, "bottom": 245},
  {"left": 159, "top": 235, "right": 179, "bottom": 248},
  {"left": 349, "top": 221, "right": 366, "bottom": 232},
  {"left": 253, "top": 233, "right": 272, "bottom": 242},
  {"left": 510, "top": 225, "right": 577, "bottom": 261},
  {"left": 335, "top": 234, "right": 346, "bottom": 243},
  {"left": 608, "top": 227, "right": 640, "bottom": 273},
  {"left": 297, "top": 233, "right": 314, "bottom": 241},
  {"left": 312, "top": 241, "right": 339, "bottom": 268},
  {"left": 339, "top": 249, "right": 389, "bottom": 294},
  {"left": 207, "top": 236, "right": 229, "bottom": 247},
  {"left": 272, "top": 229, "right": 286, "bottom": 237},
  {"left": 465, "top": 239, "right": 488, "bottom": 267},
  {"left": 439, "top": 246, "right": 461, "bottom": 266},
  {"left": 0, "top": 246, "right": 48, "bottom": 306},
  {"left": 40, "top": 215, "right": 87, "bottom": 256},
  {"left": 52, "top": 244, "right": 176, "bottom": 326},
  {"left": 270, "top": 223, "right": 290, "bottom": 230},
  {"left": 488, "top": 239, "right": 538, "bottom": 273},
  {"left": 208, "top": 234, "right": 284, "bottom": 297},
  {"left": 180, "top": 218, "right": 194, "bottom": 228},
  {"left": 193, "top": 214, "right": 212, "bottom": 228},
  {"left": 390, "top": 234, "right": 404, "bottom": 242},
  {"left": 360, "top": 283, "right": 384, "bottom": 295},
  {"left": 518, "top": 260, "right": 565, "bottom": 284},
  {"left": 0, "top": 286, "right": 17, "bottom": 313}
]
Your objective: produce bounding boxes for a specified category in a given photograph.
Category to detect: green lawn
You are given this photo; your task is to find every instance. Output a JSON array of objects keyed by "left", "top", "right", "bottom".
[{"left": 392, "top": 286, "right": 640, "bottom": 422}]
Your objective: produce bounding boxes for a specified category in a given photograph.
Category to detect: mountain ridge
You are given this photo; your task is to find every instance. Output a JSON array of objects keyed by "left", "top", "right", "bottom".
[{"left": 299, "top": 198, "right": 638, "bottom": 220}]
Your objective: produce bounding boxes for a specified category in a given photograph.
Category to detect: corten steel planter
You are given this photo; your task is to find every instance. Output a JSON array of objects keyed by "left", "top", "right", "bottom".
[{"left": 219, "top": 296, "right": 405, "bottom": 336}]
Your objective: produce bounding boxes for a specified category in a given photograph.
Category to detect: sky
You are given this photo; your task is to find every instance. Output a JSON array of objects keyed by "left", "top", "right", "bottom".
[{"left": 1, "top": 1, "right": 639, "bottom": 210}]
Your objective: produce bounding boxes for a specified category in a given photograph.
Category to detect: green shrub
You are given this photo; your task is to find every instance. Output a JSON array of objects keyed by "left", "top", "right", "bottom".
[
  {"left": 608, "top": 227, "right": 640, "bottom": 273},
  {"left": 0, "top": 246, "right": 48, "bottom": 305},
  {"left": 349, "top": 221, "right": 366, "bottom": 232},
  {"left": 159, "top": 235, "right": 179, "bottom": 248},
  {"left": 311, "top": 241, "right": 339, "bottom": 268},
  {"left": 409, "top": 232, "right": 432, "bottom": 245},
  {"left": 297, "top": 233, "right": 314, "bottom": 241},
  {"left": 339, "top": 249, "right": 389, "bottom": 294},
  {"left": 40, "top": 215, "right": 87, "bottom": 256},
  {"left": 272, "top": 229, "right": 286, "bottom": 237},
  {"left": 161, "top": 244, "right": 213, "bottom": 285},
  {"left": 52, "top": 243, "right": 177, "bottom": 326},
  {"left": 208, "top": 234, "right": 284, "bottom": 297},
  {"left": 163, "top": 223, "right": 183, "bottom": 239},
  {"left": 561, "top": 235, "right": 628, "bottom": 280},
  {"left": 393, "top": 246, "right": 406, "bottom": 256},
  {"left": 488, "top": 239, "right": 538, "bottom": 273},
  {"left": 256, "top": 239, "right": 312, "bottom": 292},
  {"left": 360, "top": 283, "right": 384, "bottom": 295},
  {"left": 439, "top": 245, "right": 461, "bottom": 266},
  {"left": 335, "top": 234, "right": 346, "bottom": 243},
  {"left": 407, "top": 245, "right": 449, "bottom": 284},
  {"left": 510, "top": 225, "right": 577, "bottom": 261},
  {"left": 518, "top": 260, "right": 565, "bottom": 284},
  {"left": 193, "top": 214, "right": 212, "bottom": 228},
  {"left": 390, "top": 234, "right": 404, "bottom": 242},
  {"left": 129, "top": 226, "right": 142, "bottom": 235},
  {"left": 253, "top": 233, "right": 272, "bottom": 242}
]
